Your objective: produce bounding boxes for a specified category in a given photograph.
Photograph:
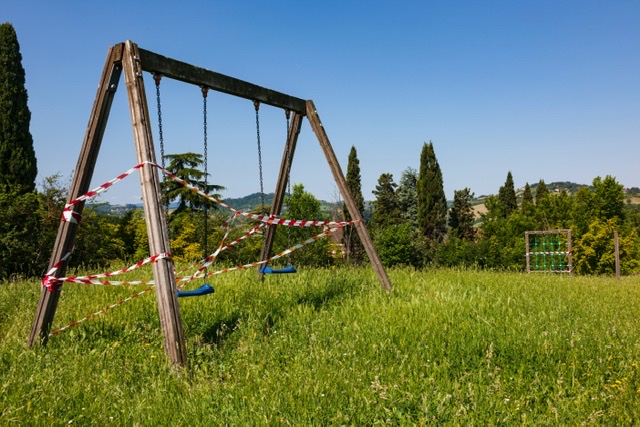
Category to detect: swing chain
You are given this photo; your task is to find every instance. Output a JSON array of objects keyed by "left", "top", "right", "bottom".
[
  {"left": 284, "top": 110, "right": 292, "bottom": 254},
  {"left": 254, "top": 100, "right": 266, "bottom": 213},
  {"left": 153, "top": 74, "right": 165, "bottom": 170},
  {"left": 202, "top": 86, "right": 209, "bottom": 258}
]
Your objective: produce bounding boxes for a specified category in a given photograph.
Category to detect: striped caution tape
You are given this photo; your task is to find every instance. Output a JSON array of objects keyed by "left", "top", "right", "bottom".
[
  {"left": 55, "top": 253, "right": 172, "bottom": 286},
  {"left": 60, "top": 161, "right": 356, "bottom": 228},
  {"left": 61, "top": 163, "right": 145, "bottom": 224},
  {"left": 48, "top": 286, "right": 154, "bottom": 337},
  {"left": 48, "top": 223, "right": 348, "bottom": 336}
]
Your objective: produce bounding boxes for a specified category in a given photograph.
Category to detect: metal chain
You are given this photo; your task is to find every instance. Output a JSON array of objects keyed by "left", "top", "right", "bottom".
[
  {"left": 153, "top": 74, "right": 165, "bottom": 170},
  {"left": 254, "top": 100, "right": 265, "bottom": 213},
  {"left": 153, "top": 73, "right": 170, "bottom": 222},
  {"left": 202, "top": 87, "right": 209, "bottom": 259},
  {"left": 284, "top": 110, "right": 293, "bottom": 259}
]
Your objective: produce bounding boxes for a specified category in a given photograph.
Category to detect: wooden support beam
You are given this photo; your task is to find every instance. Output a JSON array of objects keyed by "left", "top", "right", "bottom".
[
  {"left": 28, "top": 43, "right": 125, "bottom": 347},
  {"left": 122, "top": 41, "right": 187, "bottom": 368},
  {"left": 137, "top": 47, "right": 307, "bottom": 114},
  {"left": 305, "top": 100, "right": 393, "bottom": 292},
  {"left": 259, "top": 111, "right": 304, "bottom": 273},
  {"left": 614, "top": 230, "right": 621, "bottom": 280}
]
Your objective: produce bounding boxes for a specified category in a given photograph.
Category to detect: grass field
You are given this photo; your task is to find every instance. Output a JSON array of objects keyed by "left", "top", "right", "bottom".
[{"left": 1, "top": 267, "right": 639, "bottom": 424}]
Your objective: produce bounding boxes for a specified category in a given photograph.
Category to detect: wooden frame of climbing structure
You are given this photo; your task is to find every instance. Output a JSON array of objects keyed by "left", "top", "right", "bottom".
[{"left": 28, "top": 40, "right": 392, "bottom": 368}]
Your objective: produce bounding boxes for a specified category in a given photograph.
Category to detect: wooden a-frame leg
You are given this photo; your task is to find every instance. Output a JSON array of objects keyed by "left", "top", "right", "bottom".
[
  {"left": 28, "top": 43, "right": 126, "bottom": 347},
  {"left": 305, "top": 100, "right": 392, "bottom": 292},
  {"left": 123, "top": 41, "right": 187, "bottom": 368},
  {"left": 258, "top": 112, "right": 303, "bottom": 276}
]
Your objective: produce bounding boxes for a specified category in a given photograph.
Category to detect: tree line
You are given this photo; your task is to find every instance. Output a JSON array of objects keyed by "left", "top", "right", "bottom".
[
  {"left": 1, "top": 22, "right": 638, "bottom": 280},
  {"left": 349, "top": 143, "right": 640, "bottom": 275}
]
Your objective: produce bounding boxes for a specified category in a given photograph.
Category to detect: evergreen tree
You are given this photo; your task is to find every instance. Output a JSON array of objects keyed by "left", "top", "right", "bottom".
[
  {"left": 448, "top": 188, "right": 475, "bottom": 241},
  {"left": 343, "top": 146, "right": 364, "bottom": 217},
  {"left": 161, "top": 152, "right": 225, "bottom": 217},
  {"left": 396, "top": 167, "right": 418, "bottom": 228},
  {"left": 416, "top": 142, "right": 447, "bottom": 241},
  {"left": 522, "top": 183, "right": 533, "bottom": 205},
  {"left": 342, "top": 146, "right": 365, "bottom": 264},
  {"left": 535, "top": 179, "right": 549, "bottom": 204},
  {"left": 521, "top": 182, "right": 535, "bottom": 216},
  {"left": 0, "top": 23, "right": 37, "bottom": 193},
  {"left": 371, "top": 173, "right": 401, "bottom": 229},
  {"left": 498, "top": 171, "right": 517, "bottom": 217}
]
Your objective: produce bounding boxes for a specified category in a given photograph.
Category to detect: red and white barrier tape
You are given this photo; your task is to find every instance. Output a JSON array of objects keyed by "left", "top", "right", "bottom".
[
  {"left": 42, "top": 252, "right": 73, "bottom": 292},
  {"left": 55, "top": 252, "right": 171, "bottom": 286},
  {"left": 48, "top": 286, "right": 154, "bottom": 337},
  {"left": 61, "top": 161, "right": 356, "bottom": 228},
  {"left": 47, "top": 161, "right": 360, "bottom": 334},
  {"left": 61, "top": 163, "right": 145, "bottom": 224}
]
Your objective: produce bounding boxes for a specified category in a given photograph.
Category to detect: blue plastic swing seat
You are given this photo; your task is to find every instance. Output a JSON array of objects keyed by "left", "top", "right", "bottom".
[
  {"left": 177, "top": 283, "right": 215, "bottom": 298},
  {"left": 260, "top": 265, "right": 297, "bottom": 274}
]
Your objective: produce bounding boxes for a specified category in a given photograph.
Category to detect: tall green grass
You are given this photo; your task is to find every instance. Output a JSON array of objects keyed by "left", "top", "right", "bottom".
[{"left": 1, "top": 267, "right": 639, "bottom": 424}]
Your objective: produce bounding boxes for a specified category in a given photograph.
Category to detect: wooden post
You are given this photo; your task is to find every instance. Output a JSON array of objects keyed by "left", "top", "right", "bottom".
[
  {"left": 122, "top": 41, "right": 187, "bottom": 367},
  {"left": 305, "top": 100, "right": 392, "bottom": 292},
  {"left": 28, "top": 44, "right": 125, "bottom": 346},
  {"left": 567, "top": 229, "right": 573, "bottom": 276},
  {"left": 614, "top": 230, "right": 621, "bottom": 280},
  {"left": 525, "top": 231, "right": 531, "bottom": 273},
  {"left": 258, "top": 112, "right": 303, "bottom": 274}
]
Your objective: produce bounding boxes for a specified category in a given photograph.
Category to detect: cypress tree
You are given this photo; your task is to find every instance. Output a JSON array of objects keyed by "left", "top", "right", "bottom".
[
  {"left": 498, "top": 171, "right": 517, "bottom": 217},
  {"left": 535, "top": 179, "right": 549, "bottom": 204},
  {"left": 448, "top": 187, "right": 475, "bottom": 241},
  {"left": 371, "top": 173, "right": 401, "bottom": 229},
  {"left": 0, "top": 23, "right": 37, "bottom": 193},
  {"left": 417, "top": 142, "right": 447, "bottom": 241},
  {"left": 522, "top": 182, "right": 533, "bottom": 205},
  {"left": 521, "top": 182, "right": 534, "bottom": 215},
  {"left": 342, "top": 146, "right": 365, "bottom": 264},
  {"left": 343, "top": 146, "right": 365, "bottom": 218}
]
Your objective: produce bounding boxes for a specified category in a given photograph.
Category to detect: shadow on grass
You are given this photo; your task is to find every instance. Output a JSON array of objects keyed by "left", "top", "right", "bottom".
[
  {"left": 294, "top": 278, "right": 355, "bottom": 311},
  {"left": 201, "top": 315, "right": 242, "bottom": 347},
  {"left": 198, "top": 278, "right": 357, "bottom": 347}
]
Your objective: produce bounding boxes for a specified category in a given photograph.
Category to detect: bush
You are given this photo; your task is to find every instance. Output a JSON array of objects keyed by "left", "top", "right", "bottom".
[
  {"left": 0, "top": 189, "right": 45, "bottom": 279},
  {"left": 374, "top": 223, "right": 419, "bottom": 268}
]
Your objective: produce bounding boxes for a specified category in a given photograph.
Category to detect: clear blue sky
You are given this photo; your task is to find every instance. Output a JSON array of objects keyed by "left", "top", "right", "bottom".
[{"left": 5, "top": 1, "right": 639, "bottom": 204}]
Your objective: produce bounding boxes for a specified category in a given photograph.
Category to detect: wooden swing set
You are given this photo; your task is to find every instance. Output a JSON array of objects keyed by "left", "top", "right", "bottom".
[{"left": 28, "top": 40, "right": 391, "bottom": 368}]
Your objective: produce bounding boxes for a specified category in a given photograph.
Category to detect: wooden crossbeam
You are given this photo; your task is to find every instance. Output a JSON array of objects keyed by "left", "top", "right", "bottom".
[{"left": 137, "top": 48, "right": 307, "bottom": 114}]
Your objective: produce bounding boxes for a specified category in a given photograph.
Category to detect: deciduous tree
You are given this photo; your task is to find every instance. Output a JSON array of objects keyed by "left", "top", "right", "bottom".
[{"left": 285, "top": 183, "right": 330, "bottom": 267}]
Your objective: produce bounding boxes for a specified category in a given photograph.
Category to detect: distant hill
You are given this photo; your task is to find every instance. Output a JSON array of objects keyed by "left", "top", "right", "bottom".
[
  {"left": 530, "top": 181, "right": 589, "bottom": 195},
  {"left": 222, "top": 192, "right": 274, "bottom": 212},
  {"left": 91, "top": 182, "right": 639, "bottom": 220},
  {"left": 223, "top": 192, "right": 341, "bottom": 217}
]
